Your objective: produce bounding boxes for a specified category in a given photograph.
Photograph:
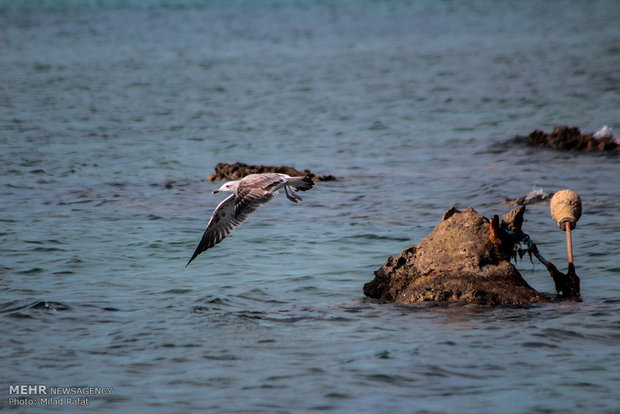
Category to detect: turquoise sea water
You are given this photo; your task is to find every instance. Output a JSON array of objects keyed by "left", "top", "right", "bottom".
[{"left": 2, "top": 1, "right": 620, "bottom": 412}]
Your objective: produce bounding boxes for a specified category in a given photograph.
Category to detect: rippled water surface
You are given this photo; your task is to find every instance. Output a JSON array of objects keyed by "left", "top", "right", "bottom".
[{"left": 2, "top": 1, "right": 620, "bottom": 412}]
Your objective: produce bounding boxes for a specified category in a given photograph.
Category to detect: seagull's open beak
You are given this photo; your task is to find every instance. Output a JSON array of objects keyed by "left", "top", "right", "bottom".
[{"left": 212, "top": 190, "right": 219, "bottom": 194}]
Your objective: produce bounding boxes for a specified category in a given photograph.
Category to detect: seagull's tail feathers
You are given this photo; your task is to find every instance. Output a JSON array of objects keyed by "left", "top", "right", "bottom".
[{"left": 288, "top": 176, "right": 314, "bottom": 192}]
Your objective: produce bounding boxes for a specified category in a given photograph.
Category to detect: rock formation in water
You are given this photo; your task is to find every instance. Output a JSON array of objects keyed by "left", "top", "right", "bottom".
[
  {"left": 207, "top": 162, "right": 337, "bottom": 182},
  {"left": 364, "top": 206, "right": 579, "bottom": 305},
  {"left": 527, "top": 125, "right": 618, "bottom": 151},
  {"left": 501, "top": 189, "right": 554, "bottom": 206}
]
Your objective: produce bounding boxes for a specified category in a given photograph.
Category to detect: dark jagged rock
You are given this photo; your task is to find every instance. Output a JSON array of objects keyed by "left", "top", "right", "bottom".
[
  {"left": 527, "top": 125, "right": 618, "bottom": 151},
  {"left": 364, "top": 206, "right": 579, "bottom": 305},
  {"left": 206, "top": 162, "right": 337, "bottom": 182}
]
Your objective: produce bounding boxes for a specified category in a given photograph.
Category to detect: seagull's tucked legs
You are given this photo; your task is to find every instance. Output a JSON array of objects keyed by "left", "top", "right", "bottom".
[{"left": 284, "top": 185, "right": 302, "bottom": 203}]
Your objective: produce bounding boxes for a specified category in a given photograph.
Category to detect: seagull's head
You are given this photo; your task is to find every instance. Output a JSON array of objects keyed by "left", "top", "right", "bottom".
[{"left": 212, "top": 180, "right": 239, "bottom": 194}]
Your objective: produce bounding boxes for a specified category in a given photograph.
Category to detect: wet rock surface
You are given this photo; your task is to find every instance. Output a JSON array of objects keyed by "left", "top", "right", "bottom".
[
  {"left": 364, "top": 207, "right": 555, "bottom": 305},
  {"left": 206, "top": 162, "right": 337, "bottom": 182},
  {"left": 502, "top": 189, "right": 554, "bottom": 206},
  {"left": 527, "top": 125, "right": 618, "bottom": 151}
]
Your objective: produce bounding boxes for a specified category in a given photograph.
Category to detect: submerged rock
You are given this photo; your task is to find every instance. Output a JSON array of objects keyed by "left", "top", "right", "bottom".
[
  {"left": 206, "top": 162, "right": 337, "bottom": 182},
  {"left": 364, "top": 206, "right": 572, "bottom": 305},
  {"left": 527, "top": 125, "right": 618, "bottom": 151},
  {"left": 502, "top": 188, "right": 554, "bottom": 206}
]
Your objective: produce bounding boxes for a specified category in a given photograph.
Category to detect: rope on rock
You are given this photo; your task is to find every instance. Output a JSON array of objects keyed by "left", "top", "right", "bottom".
[{"left": 501, "top": 228, "right": 548, "bottom": 264}]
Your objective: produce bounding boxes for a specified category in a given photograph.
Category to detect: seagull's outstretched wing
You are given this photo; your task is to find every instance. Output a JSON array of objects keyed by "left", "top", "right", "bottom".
[
  {"left": 235, "top": 173, "right": 285, "bottom": 218},
  {"left": 186, "top": 191, "right": 276, "bottom": 266},
  {"left": 186, "top": 194, "right": 236, "bottom": 266}
]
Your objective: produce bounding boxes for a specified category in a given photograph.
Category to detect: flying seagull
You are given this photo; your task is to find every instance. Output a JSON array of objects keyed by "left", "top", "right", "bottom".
[{"left": 186, "top": 173, "right": 314, "bottom": 266}]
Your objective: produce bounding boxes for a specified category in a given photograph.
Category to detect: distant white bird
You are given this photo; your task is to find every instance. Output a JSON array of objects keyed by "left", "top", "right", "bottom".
[{"left": 186, "top": 173, "right": 314, "bottom": 266}]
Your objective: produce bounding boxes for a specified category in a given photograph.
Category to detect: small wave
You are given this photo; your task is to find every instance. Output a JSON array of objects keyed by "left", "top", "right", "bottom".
[
  {"left": 540, "top": 327, "right": 586, "bottom": 340},
  {"left": 193, "top": 295, "right": 232, "bottom": 306},
  {"left": 478, "top": 135, "right": 529, "bottom": 154},
  {"left": 161, "top": 288, "right": 193, "bottom": 294},
  {"left": 191, "top": 296, "right": 233, "bottom": 313},
  {"left": 5, "top": 182, "right": 37, "bottom": 189},
  {"left": 57, "top": 199, "right": 93, "bottom": 205},
  {"left": 0, "top": 299, "right": 71, "bottom": 315},
  {"left": 368, "top": 121, "right": 389, "bottom": 131},
  {"left": 29, "top": 246, "right": 66, "bottom": 252},
  {"left": 338, "top": 233, "right": 410, "bottom": 242},
  {"left": 361, "top": 373, "right": 416, "bottom": 385},
  {"left": 23, "top": 239, "right": 66, "bottom": 245},
  {"left": 17, "top": 267, "right": 44, "bottom": 274},
  {"left": 192, "top": 306, "right": 212, "bottom": 314},
  {"left": 520, "top": 341, "right": 559, "bottom": 349},
  {"left": 201, "top": 353, "right": 239, "bottom": 361}
]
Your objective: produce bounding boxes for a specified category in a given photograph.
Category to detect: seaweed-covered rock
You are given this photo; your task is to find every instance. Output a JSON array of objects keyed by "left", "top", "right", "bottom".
[
  {"left": 527, "top": 125, "right": 618, "bottom": 151},
  {"left": 206, "top": 162, "right": 337, "bottom": 182},
  {"left": 363, "top": 207, "right": 551, "bottom": 305}
]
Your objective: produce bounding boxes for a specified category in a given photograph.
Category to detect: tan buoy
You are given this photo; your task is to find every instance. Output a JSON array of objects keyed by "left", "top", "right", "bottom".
[{"left": 550, "top": 189, "right": 582, "bottom": 265}]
